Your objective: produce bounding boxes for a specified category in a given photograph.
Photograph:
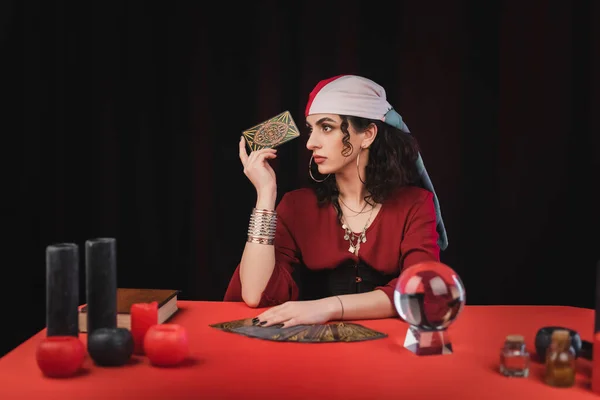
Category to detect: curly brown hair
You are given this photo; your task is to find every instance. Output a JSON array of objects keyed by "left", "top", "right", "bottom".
[{"left": 309, "top": 115, "right": 421, "bottom": 221}]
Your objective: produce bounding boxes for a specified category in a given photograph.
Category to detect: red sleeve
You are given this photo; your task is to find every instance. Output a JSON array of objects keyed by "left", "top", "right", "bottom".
[
  {"left": 375, "top": 191, "right": 441, "bottom": 303},
  {"left": 223, "top": 193, "right": 300, "bottom": 307}
]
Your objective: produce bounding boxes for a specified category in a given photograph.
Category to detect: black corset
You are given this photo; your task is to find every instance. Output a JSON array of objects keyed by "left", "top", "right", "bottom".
[{"left": 292, "top": 260, "right": 396, "bottom": 301}]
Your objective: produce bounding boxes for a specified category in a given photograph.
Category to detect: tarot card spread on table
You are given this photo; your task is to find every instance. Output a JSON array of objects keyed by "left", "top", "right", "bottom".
[
  {"left": 209, "top": 318, "right": 387, "bottom": 343},
  {"left": 242, "top": 110, "right": 300, "bottom": 151}
]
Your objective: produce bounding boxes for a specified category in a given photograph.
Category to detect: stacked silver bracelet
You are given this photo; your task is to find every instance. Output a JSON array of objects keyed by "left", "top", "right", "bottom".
[{"left": 247, "top": 208, "right": 277, "bottom": 245}]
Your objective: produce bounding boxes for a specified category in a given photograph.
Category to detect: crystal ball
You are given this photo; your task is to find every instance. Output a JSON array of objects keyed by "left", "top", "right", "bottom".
[{"left": 393, "top": 261, "right": 466, "bottom": 331}]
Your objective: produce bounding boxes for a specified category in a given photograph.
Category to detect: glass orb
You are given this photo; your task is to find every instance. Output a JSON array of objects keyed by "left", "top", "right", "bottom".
[{"left": 393, "top": 261, "right": 466, "bottom": 331}]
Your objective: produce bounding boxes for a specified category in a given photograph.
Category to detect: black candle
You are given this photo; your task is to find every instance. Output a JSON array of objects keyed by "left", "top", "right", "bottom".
[
  {"left": 46, "top": 243, "right": 79, "bottom": 337},
  {"left": 595, "top": 259, "right": 600, "bottom": 333},
  {"left": 85, "top": 238, "right": 117, "bottom": 334}
]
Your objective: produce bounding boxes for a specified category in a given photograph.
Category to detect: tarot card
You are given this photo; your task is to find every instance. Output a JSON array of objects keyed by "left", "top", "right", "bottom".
[
  {"left": 210, "top": 318, "right": 387, "bottom": 343},
  {"left": 242, "top": 110, "right": 301, "bottom": 151}
]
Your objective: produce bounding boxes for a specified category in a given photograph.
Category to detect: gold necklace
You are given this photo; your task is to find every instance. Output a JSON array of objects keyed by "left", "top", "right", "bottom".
[
  {"left": 341, "top": 206, "right": 375, "bottom": 255},
  {"left": 338, "top": 197, "right": 371, "bottom": 216}
]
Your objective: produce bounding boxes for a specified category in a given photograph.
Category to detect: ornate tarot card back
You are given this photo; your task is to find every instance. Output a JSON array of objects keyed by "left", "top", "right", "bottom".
[{"left": 242, "top": 110, "right": 301, "bottom": 151}]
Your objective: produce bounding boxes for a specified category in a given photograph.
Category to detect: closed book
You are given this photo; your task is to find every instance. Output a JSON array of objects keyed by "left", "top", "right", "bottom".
[{"left": 78, "top": 288, "right": 179, "bottom": 332}]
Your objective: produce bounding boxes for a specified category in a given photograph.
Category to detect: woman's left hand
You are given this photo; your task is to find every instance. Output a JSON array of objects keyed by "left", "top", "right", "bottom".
[{"left": 254, "top": 298, "right": 341, "bottom": 328}]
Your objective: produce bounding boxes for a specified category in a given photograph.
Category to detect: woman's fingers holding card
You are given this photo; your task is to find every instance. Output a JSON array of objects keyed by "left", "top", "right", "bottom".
[
  {"left": 238, "top": 136, "right": 249, "bottom": 166},
  {"left": 239, "top": 137, "right": 277, "bottom": 163},
  {"left": 247, "top": 148, "right": 277, "bottom": 163},
  {"left": 242, "top": 147, "right": 278, "bottom": 191}
]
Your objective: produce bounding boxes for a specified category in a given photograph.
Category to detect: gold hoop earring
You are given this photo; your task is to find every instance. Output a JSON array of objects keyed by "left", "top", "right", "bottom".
[
  {"left": 309, "top": 155, "right": 330, "bottom": 183},
  {"left": 356, "top": 148, "right": 366, "bottom": 184}
]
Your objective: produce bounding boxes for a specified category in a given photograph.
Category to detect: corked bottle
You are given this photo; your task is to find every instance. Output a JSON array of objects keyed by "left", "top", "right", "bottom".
[
  {"left": 544, "top": 329, "right": 576, "bottom": 387},
  {"left": 500, "top": 334, "right": 530, "bottom": 377}
]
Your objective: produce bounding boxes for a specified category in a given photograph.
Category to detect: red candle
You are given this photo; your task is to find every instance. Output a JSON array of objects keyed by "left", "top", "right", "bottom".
[
  {"left": 130, "top": 302, "right": 158, "bottom": 355},
  {"left": 36, "top": 336, "right": 85, "bottom": 378},
  {"left": 144, "top": 324, "right": 189, "bottom": 367},
  {"left": 593, "top": 333, "right": 600, "bottom": 394}
]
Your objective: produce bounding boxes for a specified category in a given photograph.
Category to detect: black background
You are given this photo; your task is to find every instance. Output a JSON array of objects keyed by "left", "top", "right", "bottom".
[{"left": 2, "top": 1, "right": 599, "bottom": 357}]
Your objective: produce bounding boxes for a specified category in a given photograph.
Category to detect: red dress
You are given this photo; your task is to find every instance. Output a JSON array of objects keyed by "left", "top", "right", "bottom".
[{"left": 224, "top": 185, "right": 441, "bottom": 307}]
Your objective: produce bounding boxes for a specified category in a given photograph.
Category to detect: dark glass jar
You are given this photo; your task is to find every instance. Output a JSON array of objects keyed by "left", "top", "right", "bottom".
[{"left": 544, "top": 329, "right": 576, "bottom": 387}]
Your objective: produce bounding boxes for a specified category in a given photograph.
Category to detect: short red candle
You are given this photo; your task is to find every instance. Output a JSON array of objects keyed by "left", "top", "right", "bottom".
[
  {"left": 130, "top": 302, "right": 158, "bottom": 355},
  {"left": 144, "top": 324, "right": 189, "bottom": 367},
  {"left": 593, "top": 333, "right": 600, "bottom": 394},
  {"left": 36, "top": 336, "right": 85, "bottom": 378}
]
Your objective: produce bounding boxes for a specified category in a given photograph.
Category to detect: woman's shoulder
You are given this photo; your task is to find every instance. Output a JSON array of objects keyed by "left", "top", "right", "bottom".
[
  {"left": 281, "top": 187, "right": 317, "bottom": 202},
  {"left": 277, "top": 187, "right": 318, "bottom": 212},
  {"left": 384, "top": 185, "right": 433, "bottom": 208},
  {"left": 282, "top": 187, "right": 317, "bottom": 200}
]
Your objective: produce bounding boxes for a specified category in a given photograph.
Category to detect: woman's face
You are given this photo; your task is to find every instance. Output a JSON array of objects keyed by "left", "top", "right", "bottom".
[
  {"left": 306, "top": 114, "right": 377, "bottom": 175},
  {"left": 305, "top": 113, "right": 374, "bottom": 175}
]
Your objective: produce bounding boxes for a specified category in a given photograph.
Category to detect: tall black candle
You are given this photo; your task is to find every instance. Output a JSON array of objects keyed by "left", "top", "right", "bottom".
[
  {"left": 46, "top": 243, "right": 79, "bottom": 337},
  {"left": 85, "top": 238, "right": 117, "bottom": 334},
  {"left": 595, "top": 259, "right": 600, "bottom": 333}
]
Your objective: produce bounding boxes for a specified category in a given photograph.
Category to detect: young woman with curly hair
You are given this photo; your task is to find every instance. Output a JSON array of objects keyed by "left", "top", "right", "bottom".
[{"left": 224, "top": 75, "right": 448, "bottom": 328}]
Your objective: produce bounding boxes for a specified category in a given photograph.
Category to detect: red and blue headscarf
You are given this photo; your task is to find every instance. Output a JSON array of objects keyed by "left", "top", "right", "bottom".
[{"left": 306, "top": 75, "right": 448, "bottom": 251}]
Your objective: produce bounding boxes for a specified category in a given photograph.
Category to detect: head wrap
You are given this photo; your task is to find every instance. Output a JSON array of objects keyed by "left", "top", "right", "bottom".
[{"left": 305, "top": 75, "right": 448, "bottom": 251}]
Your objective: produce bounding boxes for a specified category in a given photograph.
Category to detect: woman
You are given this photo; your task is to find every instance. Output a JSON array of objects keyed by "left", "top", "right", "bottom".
[{"left": 224, "top": 75, "right": 448, "bottom": 328}]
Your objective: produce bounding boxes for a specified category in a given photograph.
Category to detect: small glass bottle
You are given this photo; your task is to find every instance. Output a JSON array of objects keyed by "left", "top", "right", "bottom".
[
  {"left": 545, "top": 329, "right": 576, "bottom": 387},
  {"left": 500, "top": 334, "right": 530, "bottom": 377}
]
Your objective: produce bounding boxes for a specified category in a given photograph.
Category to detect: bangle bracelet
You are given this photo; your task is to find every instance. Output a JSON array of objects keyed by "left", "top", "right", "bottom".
[
  {"left": 248, "top": 209, "right": 277, "bottom": 241},
  {"left": 335, "top": 295, "right": 344, "bottom": 322},
  {"left": 247, "top": 236, "right": 274, "bottom": 245}
]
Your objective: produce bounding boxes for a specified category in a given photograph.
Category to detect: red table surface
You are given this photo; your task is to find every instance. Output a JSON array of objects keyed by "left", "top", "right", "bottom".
[{"left": 0, "top": 301, "right": 596, "bottom": 400}]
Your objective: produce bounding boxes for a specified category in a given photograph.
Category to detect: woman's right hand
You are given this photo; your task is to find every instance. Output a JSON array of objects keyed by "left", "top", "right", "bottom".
[{"left": 239, "top": 136, "right": 278, "bottom": 194}]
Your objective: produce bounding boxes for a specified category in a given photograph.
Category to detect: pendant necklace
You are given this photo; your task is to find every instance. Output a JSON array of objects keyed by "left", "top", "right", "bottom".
[{"left": 341, "top": 205, "right": 375, "bottom": 256}]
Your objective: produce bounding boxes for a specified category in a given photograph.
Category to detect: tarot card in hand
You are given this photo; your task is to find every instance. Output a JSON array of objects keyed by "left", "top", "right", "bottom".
[{"left": 242, "top": 110, "right": 301, "bottom": 151}]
